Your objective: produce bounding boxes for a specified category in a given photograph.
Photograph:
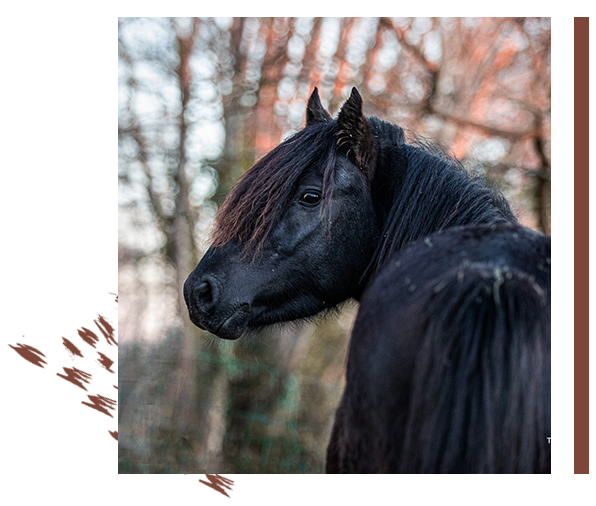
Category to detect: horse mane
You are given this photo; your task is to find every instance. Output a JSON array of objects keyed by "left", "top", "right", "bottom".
[
  {"left": 210, "top": 120, "right": 340, "bottom": 257},
  {"left": 365, "top": 116, "right": 517, "bottom": 275},
  {"left": 212, "top": 113, "right": 516, "bottom": 270}
]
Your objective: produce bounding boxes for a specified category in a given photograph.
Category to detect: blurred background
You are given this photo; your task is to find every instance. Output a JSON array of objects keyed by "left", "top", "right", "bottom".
[{"left": 118, "top": 17, "right": 551, "bottom": 473}]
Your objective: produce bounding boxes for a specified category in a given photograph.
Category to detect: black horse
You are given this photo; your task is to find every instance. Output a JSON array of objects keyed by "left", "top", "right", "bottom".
[{"left": 184, "top": 88, "right": 551, "bottom": 473}]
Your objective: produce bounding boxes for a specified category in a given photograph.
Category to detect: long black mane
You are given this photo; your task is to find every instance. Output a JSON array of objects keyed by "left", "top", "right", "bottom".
[
  {"left": 211, "top": 121, "right": 340, "bottom": 256},
  {"left": 212, "top": 114, "right": 515, "bottom": 276},
  {"left": 365, "top": 117, "right": 517, "bottom": 275}
]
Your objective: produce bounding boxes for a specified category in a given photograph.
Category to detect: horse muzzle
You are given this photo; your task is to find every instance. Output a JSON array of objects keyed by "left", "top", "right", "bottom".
[{"left": 184, "top": 274, "right": 251, "bottom": 340}]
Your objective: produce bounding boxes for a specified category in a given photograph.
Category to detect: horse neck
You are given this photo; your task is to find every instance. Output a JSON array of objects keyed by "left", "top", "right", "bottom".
[{"left": 367, "top": 143, "right": 517, "bottom": 277}]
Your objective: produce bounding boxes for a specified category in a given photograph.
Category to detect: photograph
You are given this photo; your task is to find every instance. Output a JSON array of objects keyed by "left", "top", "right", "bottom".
[{"left": 117, "top": 17, "right": 552, "bottom": 474}]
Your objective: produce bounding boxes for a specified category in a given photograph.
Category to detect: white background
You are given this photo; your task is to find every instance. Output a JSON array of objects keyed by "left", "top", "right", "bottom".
[{"left": 0, "top": 3, "right": 593, "bottom": 505}]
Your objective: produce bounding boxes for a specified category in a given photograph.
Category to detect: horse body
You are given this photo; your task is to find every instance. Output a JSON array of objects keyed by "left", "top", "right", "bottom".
[
  {"left": 184, "top": 88, "right": 550, "bottom": 473},
  {"left": 327, "top": 223, "right": 550, "bottom": 473}
]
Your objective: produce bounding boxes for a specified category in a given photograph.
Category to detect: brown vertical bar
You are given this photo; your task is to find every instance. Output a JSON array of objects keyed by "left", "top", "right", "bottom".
[
  {"left": 7, "top": 292, "right": 236, "bottom": 499},
  {"left": 574, "top": 16, "right": 589, "bottom": 474}
]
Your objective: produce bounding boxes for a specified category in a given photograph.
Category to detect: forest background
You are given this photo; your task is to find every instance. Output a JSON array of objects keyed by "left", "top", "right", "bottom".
[{"left": 118, "top": 16, "right": 551, "bottom": 473}]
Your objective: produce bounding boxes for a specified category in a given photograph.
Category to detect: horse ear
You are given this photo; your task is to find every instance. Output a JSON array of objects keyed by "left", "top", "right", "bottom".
[
  {"left": 337, "top": 87, "right": 378, "bottom": 180},
  {"left": 306, "top": 87, "right": 332, "bottom": 126}
]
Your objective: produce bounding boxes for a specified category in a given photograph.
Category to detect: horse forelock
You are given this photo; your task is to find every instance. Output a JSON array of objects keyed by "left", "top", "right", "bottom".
[{"left": 210, "top": 121, "right": 340, "bottom": 257}]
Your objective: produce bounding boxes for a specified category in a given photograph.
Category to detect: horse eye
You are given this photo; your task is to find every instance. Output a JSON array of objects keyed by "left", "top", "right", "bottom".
[{"left": 300, "top": 191, "right": 321, "bottom": 206}]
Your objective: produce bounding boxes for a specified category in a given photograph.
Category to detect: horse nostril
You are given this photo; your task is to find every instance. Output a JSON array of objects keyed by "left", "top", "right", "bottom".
[
  {"left": 198, "top": 281, "right": 211, "bottom": 302},
  {"left": 194, "top": 278, "right": 217, "bottom": 311}
]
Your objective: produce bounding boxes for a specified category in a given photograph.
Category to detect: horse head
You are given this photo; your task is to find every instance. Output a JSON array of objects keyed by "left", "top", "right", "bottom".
[{"left": 184, "top": 88, "right": 379, "bottom": 339}]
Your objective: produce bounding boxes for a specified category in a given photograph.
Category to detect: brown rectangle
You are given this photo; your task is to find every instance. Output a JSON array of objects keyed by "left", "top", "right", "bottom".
[
  {"left": 574, "top": 16, "right": 589, "bottom": 475},
  {"left": 7, "top": 292, "right": 236, "bottom": 499}
]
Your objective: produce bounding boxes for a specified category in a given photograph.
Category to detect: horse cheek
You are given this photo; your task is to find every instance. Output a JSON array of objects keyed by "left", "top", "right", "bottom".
[{"left": 327, "top": 206, "right": 376, "bottom": 299}]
